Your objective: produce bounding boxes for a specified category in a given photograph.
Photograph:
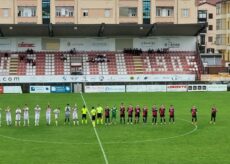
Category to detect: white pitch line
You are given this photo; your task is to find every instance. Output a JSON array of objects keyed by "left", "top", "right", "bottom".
[
  {"left": 102, "top": 118, "right": 198, "bottom": 144},
  {"left": 0, "top": 118, "right": 197, "bottom": 146},
  {"left": 80, "top": 92, "right": 109, "bottom": 164}
]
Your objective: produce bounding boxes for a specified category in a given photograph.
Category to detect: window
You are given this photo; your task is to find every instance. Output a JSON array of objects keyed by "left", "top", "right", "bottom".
[
  {"left": 128, "top": 8, "right": 137, "bottom": 17},
  {"left": 182, "top": 9, "right": 189, "bottom": 17},
  {"left": 208, "top": 37, "right": 213, "bottom": 42},
  {"left": 200, "top": 35, "right": 205, "bottom": 45},
  {"left": 83, "top": 10, "right": 88, "bottom": 17},
  {"left": 104, "top": 9, "right": 110, "bottom": 17},
  {"left": 198, "top": 10, "right": 207, "bottom": 22},
  {"left": 208, "top": 25, "right": 213, "bottom": 31},
  {"left": 18, "top": 7, "right": 36, "bottom": 17},
  {"left": 208, "top": 13, "right": 213, "bottom": 19},
  {"left": 2, "top": 8, "right": 9, "bottom": 17},
  {"left": 156, "top": 7, "right": 174, "bottom": 17},
  {"left": 119, "top": 7, "right": 137, "bottom": 17},
  {"left": 55, "top": 6, "right": 74, "bottom": 17}
]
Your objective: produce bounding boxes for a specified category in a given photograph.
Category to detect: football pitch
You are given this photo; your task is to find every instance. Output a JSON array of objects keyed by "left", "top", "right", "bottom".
[{"left": 0, "top": 92, "right": 230, "bottom": 164}]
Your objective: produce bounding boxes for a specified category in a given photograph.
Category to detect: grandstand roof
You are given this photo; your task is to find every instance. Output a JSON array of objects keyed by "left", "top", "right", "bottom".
[{"left": 0, "top": 23, "right": 206, "bottom": 37}]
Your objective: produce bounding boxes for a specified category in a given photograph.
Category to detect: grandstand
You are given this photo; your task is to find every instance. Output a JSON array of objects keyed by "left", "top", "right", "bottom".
[
  {"left": 0, "top": 51, "right": 201, "bottom": 76},
  {"left": 0, "top": 23, "right": 206, "bottom": 81}
]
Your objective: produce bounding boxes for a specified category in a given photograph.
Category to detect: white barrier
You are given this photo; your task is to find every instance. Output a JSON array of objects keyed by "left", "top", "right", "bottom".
[
  {"left": 30, "top": 86, "right": 51, "bottom": 93},
  {"left": 0, "top": 74, "right": 196, "bottom": 83},
  {"left": 3, "top": 86, "right": 22, "bottom": 93},
  {"left": 188, "top": 84, "right": 228, "bottom": 92},
  {"left": 206, "top": 85, "right": 228, "bottom": 91},
  {"left": 126, "top": 85, "right": 167, "bottom": 92},
  {"left": 85, "top": 85, "right": 125, "bottom": 93}
]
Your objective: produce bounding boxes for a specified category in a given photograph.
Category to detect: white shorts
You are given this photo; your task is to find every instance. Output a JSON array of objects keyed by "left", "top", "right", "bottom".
[
  {"left": 73, "top": 113, "right": 78, "bottom": 120},
  {"left": 54, "top": 114, "right": 59, "bottom": 120},
  {"left": 6, "top": 114, "right": 12, "bottom": 122},
  {"left": 46, "top": 114, "right": 51, "bottom": 120},
  {"left": 15, "top": 114, "right": 21, "bottom": 121},
  {"left": 35, "top": 114, "right": 40, "bottom": 120},
  {"left": 24, "top": 114, "right": 29, "bottom": 120}
]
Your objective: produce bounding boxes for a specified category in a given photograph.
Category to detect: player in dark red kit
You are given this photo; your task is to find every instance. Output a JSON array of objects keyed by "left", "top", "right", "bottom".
[
  {"left": 210, "top": 105, "right": 217, "bottom": 124},
  {"left": 169, "top": 105, "right": 175, "bottom": 124},
  {"left": 152, "top": 105, "right": 158, "bottom": 125},
  {"left": 127, "top": 105, "right": 134, "bottom": 124},
  {"left": 191, "top": 105, "right": 197, "bottom": 125},
  {"left": 120, "top": 103, "right": 126, "bottom": 124},
  {"left": 159, "top": 105, "right": 166, "bottom": 124},
  {"left": 142, "top": 106, "right": 148, "bottom": 123},
  {"left": 134, "top": 105, "right": 141, "bottom": 124},
  {"left": 104, "top": 105, "right": 110, "bottom": 126}
]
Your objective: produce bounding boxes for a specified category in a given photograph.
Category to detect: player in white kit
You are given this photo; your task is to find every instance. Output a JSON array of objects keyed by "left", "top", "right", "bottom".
[
  {"left": 5, "top": 107, "right": 12, "bottom": 126},
  {"left": 53, "top": 107, "right": 60, "bottom": 126},
  {"left": 34, "top": 105, "right": 41, "bottom": 126},
  {"left": 72, "top": 104, "right": 79, "bottom": 126},
  {"left": 23, "top": 104, "right": 30, "bottom": 126},
  {"left": 46, "top": 105, "right": 52, "bottom": 125},
  {"left": 15, "top": 106, "right": 22, "bottom": 127}
]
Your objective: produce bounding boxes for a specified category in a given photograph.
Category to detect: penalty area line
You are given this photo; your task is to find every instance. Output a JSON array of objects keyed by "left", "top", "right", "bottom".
[{"left": 80, "top": 92, "right": 109, "bottom": 164}]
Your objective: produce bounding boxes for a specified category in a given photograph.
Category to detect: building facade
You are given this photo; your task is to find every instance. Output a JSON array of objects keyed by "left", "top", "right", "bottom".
[
  {"left": 216, "top": 0, "right": 230, "bottom": 61},
  {"left": 0, "top": 0, "right": 197, "bottom": 25},
  {"left": 198, "top": 0, "right": 218, "bottom": 54}
]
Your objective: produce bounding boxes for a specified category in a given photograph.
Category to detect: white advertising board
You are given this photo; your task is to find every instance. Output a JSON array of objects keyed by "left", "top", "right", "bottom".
[
  {"left": 133, "top": 36, "right": 196, "bottom": 51},
  {"left": 85, "top": 85, "right": 125, "bottom": 93},
  {"left": 0, "top": 38, "right": 12, "bottom": 51},
  {"left": 3, "top": 86, "right": 22, "bottom": 93},
  {"left": 0, "top": 74, "right": 195, "bottom": 83},
  {"left": 126, "top": 85, "right": 166, "bottom": 92},
  {"left": 206, "top": 85, "right": 227, "bottom": 91},
  {"left": 188, "top": 84, "right": 227, "bottom": 92},
  {"left": 30, "top": 86, "right": 51, "bottom": 93},
  {"left": 166, "top": 85, "right": 188, "bottom": 92},
  {"left": 60, "top": 38, "right": 115, "bottom": 51},
  {"left": 16, "top": 38, "right": 42, "bottom": 51}
]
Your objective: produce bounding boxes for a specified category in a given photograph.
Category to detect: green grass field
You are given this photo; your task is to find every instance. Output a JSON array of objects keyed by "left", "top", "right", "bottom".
[{"left": 0, "top": 92, "right": 230, "bottom": 164}]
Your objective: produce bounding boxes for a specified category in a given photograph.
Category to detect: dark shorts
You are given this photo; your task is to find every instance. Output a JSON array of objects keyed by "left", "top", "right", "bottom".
[
  {"left": 120, "top": 114, "right": 125, "bottom": 118},
  {"left": 152, "top": 115, "right": 157, "bottom": 118},
  {"left": 170, "top": 115, "right": 174, "bottom": 118},
  {"left": 105, "top": 115, "right": 110, "bottom": 119},
  {"left": 128, "top": 115, "right": 132, "bottom": 117},
  {"left": 211, "top": 114, "right": 216, "bottom": 118},
  {"left": 82, "top": 114, "right": 87, "bottom": 119},
  {"left": 92, "top": 116, "right": 96, "bottom": 121},
  {"left": 135, "top": 114, "right": 140, "bottom": 117},
  {"left": 192, "top": 115, "right": 197, "bottom": 118},
  {"left": 160, "top": 114, "right": 165, "bottom": 117},
  {"left": 97, "top": 113, "right": 102, "bottom": 118}
]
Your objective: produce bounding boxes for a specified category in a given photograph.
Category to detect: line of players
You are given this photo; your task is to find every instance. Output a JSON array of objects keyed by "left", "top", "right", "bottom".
[{"left": 0, "top": 103, "right": 217, "bottom": 127}]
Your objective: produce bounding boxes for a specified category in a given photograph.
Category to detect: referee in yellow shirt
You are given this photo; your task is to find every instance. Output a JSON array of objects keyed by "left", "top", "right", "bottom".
[
  {"left": 96, "top": 105, "right": 103, "bottom": 124},
  {"left": 91, "top": 107, "right": 97, "bottom": 127},
  {"left": 81, "top": 105, "right": 88, "bottom": 124}
]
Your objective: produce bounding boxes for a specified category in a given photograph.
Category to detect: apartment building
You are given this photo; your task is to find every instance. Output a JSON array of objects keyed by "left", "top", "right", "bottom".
[
  {"left": 198, "top": 0, "right": 218, "bottom": 54},
  {"left": 216, "top": 0, "right": 230, "bottom": 61},
  {"left": 0, "top": 0, "right": 197, "bottom": 25}
]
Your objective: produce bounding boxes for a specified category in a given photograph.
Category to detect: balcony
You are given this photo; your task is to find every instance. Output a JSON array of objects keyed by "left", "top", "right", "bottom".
[
  {"left": 119, "top": 16, "right": 138, "bottom": 24},
  {"left": 17, "top": 0, "right": 38, "bottom": 6},
  {"left": 155, "top": 0, "right": 175, "bottom": 7},
  {"left": 17, "top": 16, "right": 38, "bottom": 24},
  {"left": 55, "top": 17, "right": 75, "bottom": 24},
  {"left": 119, "top": 0, "right": 138, "bottom": 7},
  {"left": 155, "top": 16, "right": 174, "bottom": 23}
]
